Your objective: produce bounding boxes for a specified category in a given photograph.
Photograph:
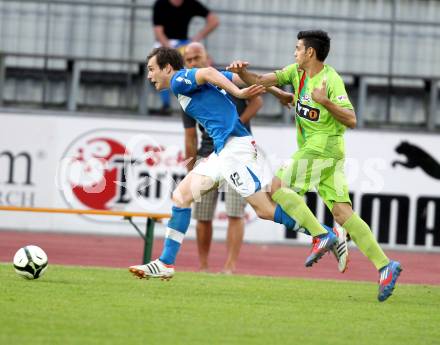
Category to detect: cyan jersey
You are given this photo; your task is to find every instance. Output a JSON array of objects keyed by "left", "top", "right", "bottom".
[{"left": 170, "top": 68, "right": 250, "bottom": 153}]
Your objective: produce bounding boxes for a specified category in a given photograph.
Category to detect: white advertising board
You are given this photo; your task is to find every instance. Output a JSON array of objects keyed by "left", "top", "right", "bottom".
[{"left": 0, "top": 112, "right": 439, "bottom": 250}]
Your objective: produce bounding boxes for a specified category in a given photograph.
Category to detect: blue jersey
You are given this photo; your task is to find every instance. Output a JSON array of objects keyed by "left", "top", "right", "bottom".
[{"left": 170, "top": 68, "right": 250, "bottom": 153}]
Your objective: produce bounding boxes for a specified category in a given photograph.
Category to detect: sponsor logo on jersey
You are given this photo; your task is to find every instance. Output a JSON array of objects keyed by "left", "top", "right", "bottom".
[
  {"left": 300, "top": 94, "right": 311, "bottom": 103},
  {"left": 337, "top": 95, "right": 348, "bottom": 102},
  {"left": 296, "top": 100, "right": 320, "bottom": 122},
  {"left": 176, "top": 76, "right": 192, "bottom": 85}
]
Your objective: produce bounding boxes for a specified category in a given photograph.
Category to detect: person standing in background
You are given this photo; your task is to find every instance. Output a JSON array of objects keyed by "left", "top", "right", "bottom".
[
  {"left": 182, "top": 42, "right": 263, "bottom": 274},
  {"left": 152, "top": 0, "right": 219, "bottom": 114}
]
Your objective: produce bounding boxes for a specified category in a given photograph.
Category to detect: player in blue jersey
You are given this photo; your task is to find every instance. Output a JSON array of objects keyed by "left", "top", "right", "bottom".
[{"left": 129, "top": 47, "right": 337, "bottom": 279}]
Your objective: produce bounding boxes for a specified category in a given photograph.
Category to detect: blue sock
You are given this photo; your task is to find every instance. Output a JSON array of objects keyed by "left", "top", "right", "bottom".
[
  {"left": 159, "top": 206, "right": 191, "bottom": 265},
  {"left": 274, "top": 204, "right": 311, "bottom": 236}
]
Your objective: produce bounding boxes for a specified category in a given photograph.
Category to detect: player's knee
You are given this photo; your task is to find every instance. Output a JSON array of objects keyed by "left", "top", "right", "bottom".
[
  {"left": 332, "top": 203, "right": 353, "bottom": 225},
  {"left": 171, "top": 190, "right": 191, "bottom": 208},
  {"left": 254, "top": 206, "right": 272, "bottom": 220},
  {"left": 268, "top": 177, "right": 282, "bottom": 197},
  {"left": 331, "top": 205, "right": 343, "bottom": 223}
]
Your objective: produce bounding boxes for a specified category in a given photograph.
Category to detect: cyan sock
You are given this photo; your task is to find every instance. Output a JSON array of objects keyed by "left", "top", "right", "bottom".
[
  {"left": 159, "top": 206, "right": 191, "bottom": 265},
  {"left": 272, "top": 205, "right": 338, "bottom": 238},
  {"left": 273, "top": 204, "right": 311, "bottom": 235}
]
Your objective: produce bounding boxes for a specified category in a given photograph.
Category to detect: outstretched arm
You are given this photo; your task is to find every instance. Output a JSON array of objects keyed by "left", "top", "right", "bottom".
[
  {"left": 228, "top": 62, "right": 293, "bottom": 107},
  {"left": 267, "top": 87, "right": 294, "bottom": 108},
  {"left": 195, "top": 67, "right": 265, "bottom": 99},
  {"left": 227, "top": 61, "right": 278, "bottom": 87}
]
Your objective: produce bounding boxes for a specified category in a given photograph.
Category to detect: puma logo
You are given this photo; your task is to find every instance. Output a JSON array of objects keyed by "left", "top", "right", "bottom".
[{"left": 392, "top": 141, "right": 440, "bottom": 180}]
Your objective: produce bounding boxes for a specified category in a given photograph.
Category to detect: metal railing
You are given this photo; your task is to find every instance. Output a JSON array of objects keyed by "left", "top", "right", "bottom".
[
  {"left": 0, "top": 51, "right": 438, "bottom": 130},
  {"left": 0, "top": 0, "right": 439, "bottom": 129}
]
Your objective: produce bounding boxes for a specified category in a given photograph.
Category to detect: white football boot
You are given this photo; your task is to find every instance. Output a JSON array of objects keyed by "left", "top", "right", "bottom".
[
  {"left": 331, "top": 226, "right": 349, "bottom": 273},
  {"left": 129, "top": 259, "right": 175, "bottom": 280}
]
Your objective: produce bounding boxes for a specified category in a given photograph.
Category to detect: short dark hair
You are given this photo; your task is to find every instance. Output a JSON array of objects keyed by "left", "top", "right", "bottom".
[
  {"left": 147, "top": 47, "right": 184, "bottom": 70},
  {"left": 297, "top": 30, "right": 331, "bottom": 62}
]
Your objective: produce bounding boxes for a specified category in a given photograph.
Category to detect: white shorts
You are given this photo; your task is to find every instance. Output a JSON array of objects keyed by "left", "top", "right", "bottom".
[{"left": 192, "top": 136, "right": 271, "bottom": 198}]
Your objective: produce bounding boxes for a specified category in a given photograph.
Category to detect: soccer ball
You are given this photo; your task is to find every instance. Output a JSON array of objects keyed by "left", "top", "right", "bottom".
[{"left": 13, "top": 245, "right": 48, "bottom": 280}]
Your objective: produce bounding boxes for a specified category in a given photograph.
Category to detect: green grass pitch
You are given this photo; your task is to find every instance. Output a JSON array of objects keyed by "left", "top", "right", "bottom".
[{"left": 1, "top": 263, "right": 439, "bottom": 345}]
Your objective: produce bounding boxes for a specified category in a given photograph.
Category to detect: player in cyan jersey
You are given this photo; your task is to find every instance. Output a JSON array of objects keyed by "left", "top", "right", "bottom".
[
  {"left": 129, "top": 47, "right": 338, "bottom": 280},
  {"left": 227, "top": 30, "right": 402, "bottom": 302}
]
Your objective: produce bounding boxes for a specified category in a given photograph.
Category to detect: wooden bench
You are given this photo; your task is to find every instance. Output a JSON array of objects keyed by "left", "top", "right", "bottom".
[{"left": 0, "top": 206, "right": 170, "bottom": 264}]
